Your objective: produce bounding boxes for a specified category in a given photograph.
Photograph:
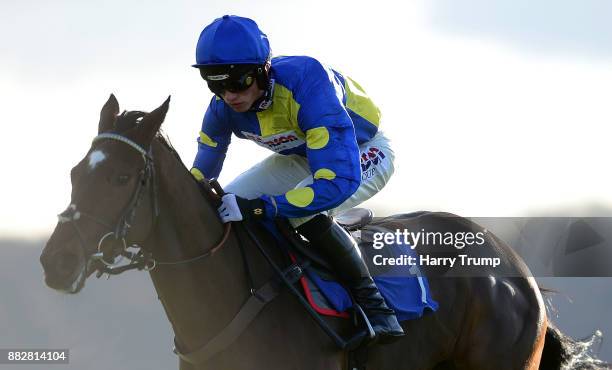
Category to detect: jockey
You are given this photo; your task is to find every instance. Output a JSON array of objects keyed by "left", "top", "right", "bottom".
[{"left": 190, "top": 15, "right": 404, "bottom": 342}]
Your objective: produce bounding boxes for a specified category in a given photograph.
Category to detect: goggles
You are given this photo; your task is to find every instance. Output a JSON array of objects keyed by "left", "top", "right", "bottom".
[{"left": 199, "top": 64, "right": 258, "bottom": 95}]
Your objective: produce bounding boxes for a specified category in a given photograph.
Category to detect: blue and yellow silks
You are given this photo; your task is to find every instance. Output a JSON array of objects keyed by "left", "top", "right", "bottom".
[{"left": 192, "top": 56, "right": 381, "bottom": 219}]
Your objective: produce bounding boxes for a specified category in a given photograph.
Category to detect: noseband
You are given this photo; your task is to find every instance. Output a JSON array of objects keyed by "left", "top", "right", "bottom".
[{"left": 58, "top": 132, "right": 231, "bottom": 278}]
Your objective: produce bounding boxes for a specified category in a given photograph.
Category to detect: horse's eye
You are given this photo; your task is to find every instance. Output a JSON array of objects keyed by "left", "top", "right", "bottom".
[{"left": 114, "top": 174, "right": 131, "bottom": 186}]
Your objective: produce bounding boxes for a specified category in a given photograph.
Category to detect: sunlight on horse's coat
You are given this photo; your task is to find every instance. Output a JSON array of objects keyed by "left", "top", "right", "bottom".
[
  {"left": 501, "top": 279, "right": 517, "bottom": 297},
  {"left": 488, "top": 275, "right": 497, "bottom": 287},
  {"left": 88, "top": 150, "right": 106, "bottom": 170}
]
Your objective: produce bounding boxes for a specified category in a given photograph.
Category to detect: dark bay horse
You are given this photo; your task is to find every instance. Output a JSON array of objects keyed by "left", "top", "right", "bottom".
[{"left": 40, "top": 95, "right": 609, "bottom": 370}]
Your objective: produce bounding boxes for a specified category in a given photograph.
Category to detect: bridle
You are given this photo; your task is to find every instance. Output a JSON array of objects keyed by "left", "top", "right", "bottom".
[
  {"left": 57, "top": 132, "right": 231, "bottom": 278},
  {"left": 56, "top": 130, "right": 353, "bottom": 360}
]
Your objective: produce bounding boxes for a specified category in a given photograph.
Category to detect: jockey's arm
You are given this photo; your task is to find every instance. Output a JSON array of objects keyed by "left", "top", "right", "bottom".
[{"left": 190, "top": 97, "right": 232, "bottom": 181}]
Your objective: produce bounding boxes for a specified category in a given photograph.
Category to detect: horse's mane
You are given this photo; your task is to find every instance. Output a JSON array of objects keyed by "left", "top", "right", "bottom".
[
  {"left": 114, "top": 110, "right": 189, "bottom": 171},
  {"left": 113, "top": 109, "right": 212, "bottom": 202},
  {"left": 156, "top": 133, "right": 184, "bottom": 166}
]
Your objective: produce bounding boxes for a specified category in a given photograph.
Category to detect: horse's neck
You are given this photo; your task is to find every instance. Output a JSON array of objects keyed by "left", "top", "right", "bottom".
[{"left": 147, "top": 142, "right": 249, "bottom": 351}]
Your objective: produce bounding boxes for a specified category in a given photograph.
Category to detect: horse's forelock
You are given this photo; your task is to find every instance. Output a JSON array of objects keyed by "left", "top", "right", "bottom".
[{"left": 114, "top": 110, "right": 147, "bottom": 133}]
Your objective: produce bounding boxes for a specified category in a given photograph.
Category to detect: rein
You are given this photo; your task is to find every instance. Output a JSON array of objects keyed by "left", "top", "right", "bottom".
[
  {"left": 58, "top": 129, "right": 356, "bottom": 364},
  {"left": 57, "top": 132, "right": 231, "bottom": 278}
]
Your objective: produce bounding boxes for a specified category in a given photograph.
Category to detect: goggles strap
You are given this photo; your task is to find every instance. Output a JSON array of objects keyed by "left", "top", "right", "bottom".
[{"left": 249, "top": 78, "right": 275, "bottom": 112}]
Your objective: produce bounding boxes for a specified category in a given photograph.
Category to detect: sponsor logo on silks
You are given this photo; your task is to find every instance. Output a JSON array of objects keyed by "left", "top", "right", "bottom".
[
  {"left": 360, "top": 147, "right": 387, "bottom": 181},
  {"left": 360, "top": 147, "right": 386, "bottom": 172},
  {"left": 241, "top": 130, "right": 305, "bottom": 152}
]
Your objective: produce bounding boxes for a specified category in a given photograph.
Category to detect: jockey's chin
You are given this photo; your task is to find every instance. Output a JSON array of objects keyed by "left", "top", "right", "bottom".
[
  {"left": 222, "top": 84, "right": 264, "bottom": 113},
  {"left": 225, "top": 101, "right": 251, "bottom": 113}
]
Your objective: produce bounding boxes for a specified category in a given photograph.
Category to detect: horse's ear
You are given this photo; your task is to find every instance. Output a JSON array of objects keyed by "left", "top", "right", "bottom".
[
  {"left": 99, "top": 94, "right": 119, "bottom": 133},
  {"left": 130, "top": 96, "right": 171, "bottom": 147}
]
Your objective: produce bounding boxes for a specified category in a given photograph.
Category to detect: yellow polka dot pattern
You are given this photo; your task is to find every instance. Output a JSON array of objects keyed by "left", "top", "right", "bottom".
[
  {"left": 313, "top": 168, "right": 336, "bottom": 180},
  {"left": 190, "top": 167, "right": 205, "bottom": 181},
  {"left": 306, "top": 127, "right": 330, "bottom": 149},
  {"left": 285, "top": 187, "right": 315, "bottom": 207},
  {"left": 199, "top": 131, "right": 218, "bottom": 148}
]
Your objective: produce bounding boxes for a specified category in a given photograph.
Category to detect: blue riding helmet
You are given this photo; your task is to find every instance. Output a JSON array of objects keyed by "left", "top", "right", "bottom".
[{"left": 193, "top": 15, "right": 271, "bottom": 67}]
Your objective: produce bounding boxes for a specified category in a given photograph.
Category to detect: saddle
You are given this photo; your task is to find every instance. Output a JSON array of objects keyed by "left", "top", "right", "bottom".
[
  {"left": 336, "top": 208, "right": 374, "bottom": 231},
  {"left": 271, "top": 207, "right": 437, "bottom": 331}
]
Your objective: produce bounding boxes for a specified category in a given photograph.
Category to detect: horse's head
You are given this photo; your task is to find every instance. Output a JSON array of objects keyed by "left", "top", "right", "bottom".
[{"left": 40, "top": 94, "right": 170, "bottom": 293}]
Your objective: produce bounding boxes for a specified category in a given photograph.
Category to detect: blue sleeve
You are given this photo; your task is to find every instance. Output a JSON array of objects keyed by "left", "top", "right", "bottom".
[
  {"left": 263, "top": 58, "right": 361, "bottom": 218},
  {"left": 191, "top": 97, "right": 232, "bottom": 180}
]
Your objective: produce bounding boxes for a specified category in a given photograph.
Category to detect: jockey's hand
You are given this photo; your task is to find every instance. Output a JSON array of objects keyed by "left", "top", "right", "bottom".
[{"left": 217, "top": 193, "right": 266, "bottom": 223}]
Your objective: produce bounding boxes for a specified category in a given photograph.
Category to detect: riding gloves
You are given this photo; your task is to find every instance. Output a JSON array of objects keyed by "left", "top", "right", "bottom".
[{"left": 217, "top": 193, "right": 265, "bottom": 223}]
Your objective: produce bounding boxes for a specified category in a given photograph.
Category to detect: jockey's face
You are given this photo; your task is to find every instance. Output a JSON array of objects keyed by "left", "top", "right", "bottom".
[{"left": 221, "top": 82, "right": 264, "bottom": 113}]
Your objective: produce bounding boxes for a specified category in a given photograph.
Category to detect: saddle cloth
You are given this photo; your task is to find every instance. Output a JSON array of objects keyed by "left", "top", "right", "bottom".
[{"left": 261, "top": 218, "right": 439, "bottom": 322}]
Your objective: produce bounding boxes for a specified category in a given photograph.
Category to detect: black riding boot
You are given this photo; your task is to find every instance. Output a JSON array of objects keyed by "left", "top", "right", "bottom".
[{"left": 297, "top": 214, "right": 405, "bottom": 343}]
